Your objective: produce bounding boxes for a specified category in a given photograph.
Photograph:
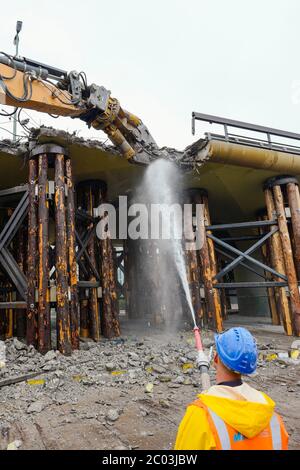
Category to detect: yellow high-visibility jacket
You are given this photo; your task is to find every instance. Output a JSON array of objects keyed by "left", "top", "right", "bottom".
[{"left": 174, "top": 382, "right": 288, "bottom": 450}]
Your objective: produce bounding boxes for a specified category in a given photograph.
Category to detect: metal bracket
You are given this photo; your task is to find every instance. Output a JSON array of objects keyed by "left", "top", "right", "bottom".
[
  {"left": 87, "top": 84, "right": 111, "bottom": 113},
  {"left": 30, "top": 143, "right": 69, "bottom": 159},
  {"left": 264, "top": 175, "right": 299, "bottom": 190},
  {"left": 69, "top": 70, "right": 84, "bottom": 103}
]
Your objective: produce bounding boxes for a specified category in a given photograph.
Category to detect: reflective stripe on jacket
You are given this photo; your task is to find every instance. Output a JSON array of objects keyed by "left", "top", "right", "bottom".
[{"left": 192, "top": 399, "right": 288, "bottom": 450}]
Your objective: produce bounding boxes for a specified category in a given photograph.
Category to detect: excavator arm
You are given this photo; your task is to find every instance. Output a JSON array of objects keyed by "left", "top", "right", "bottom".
[{"left": 0, "top": 53, "right": 159, "bottom": 163}]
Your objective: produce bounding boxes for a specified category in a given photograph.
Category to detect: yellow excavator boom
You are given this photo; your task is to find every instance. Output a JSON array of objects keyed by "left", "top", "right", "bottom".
[{"left": 0, "top": 55, "right": 159, "bottom": 163}]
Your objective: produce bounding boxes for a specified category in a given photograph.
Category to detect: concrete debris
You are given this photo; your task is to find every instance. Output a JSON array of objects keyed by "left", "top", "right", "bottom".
[
  {"left": 167, "top": 383, "right": 180, "bottom": 389},
  {"left": 27, "top": 401, "right": 46, "bottom": 414},
  {"left": 44, "top": 350, "right": 57, "bottom": 362},
  {"left": 291, "top": 340, "right": 300, "bottom": 351},
  {"left": 128, "top": 352, "right": 140, "bottom": 361},
  {"left": 30, "top": 127, "right": 119, "bottom": 156},
  {"left": 7, "top": 440, "right": 22, "bottom": 450},
  {"left": 173, "top": 376, "right": 185, "bottom": 384},
  {"left": 183, "top": 378, "right": 192, "bottom": 386},
  {"left": 106, "top": 409, "right": 120, "bottom": 422},
  {"left": 159, "top": 399, "right": 170, "bottom": 408},
  {"left": 152, "top": 365, "right": 165, "bottom": 374},
  {"left": 158, "top": 375, "right": 172, "bottom": 383},
  {"left": 278, "top": 352, "right": 289, "bottom": 359},
  {"left": 145, "top": 383, "right": 154, "bottom": 394},
  {"left": 0, "top": 329, "right": 299, "bottom": 449},
  {"left": 13, "top": 338, "right": 27, "bottom": 351}
]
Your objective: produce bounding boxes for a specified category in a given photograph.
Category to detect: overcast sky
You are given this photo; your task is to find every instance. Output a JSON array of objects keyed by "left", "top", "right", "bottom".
[{"left": 1, "top": 0, "right": 300, "bottom": 149}]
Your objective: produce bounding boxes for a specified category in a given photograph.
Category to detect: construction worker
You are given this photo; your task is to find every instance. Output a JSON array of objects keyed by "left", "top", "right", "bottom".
[{"left": 174, "top": 327, "right": 289, "bottom": 450}]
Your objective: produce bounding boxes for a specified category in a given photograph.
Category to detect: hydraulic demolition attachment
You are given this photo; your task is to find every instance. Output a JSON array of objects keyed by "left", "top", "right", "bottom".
[{"left": 0, "top": 53, "right": 160, "bottom": 163}]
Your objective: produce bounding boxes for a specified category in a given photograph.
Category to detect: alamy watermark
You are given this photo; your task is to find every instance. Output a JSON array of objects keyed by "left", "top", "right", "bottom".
[{"left": 94, "top": 196, "right": 205, "bottom": 250}]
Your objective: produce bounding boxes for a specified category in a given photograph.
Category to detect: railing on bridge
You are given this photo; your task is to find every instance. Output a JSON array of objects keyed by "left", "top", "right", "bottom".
[{"left": 192, "top": 112, "right": 300, "bottom": 156}]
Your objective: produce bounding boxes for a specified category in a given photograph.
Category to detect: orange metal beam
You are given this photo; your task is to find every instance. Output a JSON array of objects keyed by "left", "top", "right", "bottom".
[{"left": 0, "top": 64, "right": 83, "bottom": 117}]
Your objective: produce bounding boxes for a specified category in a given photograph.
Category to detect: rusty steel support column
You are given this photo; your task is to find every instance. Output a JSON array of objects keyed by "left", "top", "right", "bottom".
[
  {"left": 6, "top": 289, "right": 13, "bottom": 339},
  {"left": 76, "top": 181, "right": 101, "bottom": 341},
  {"left": 0, "top": 309, "right": 5, "bottom": 339},
  {"left": 192, "top": 189, "right": 223, "bottom": 332},
  {"left": 27, "top": 158, "right": 38, "bottom": 346},
  {"left": 80, "top": 299, "right": 89, "bottom": 338},
  {"left": 264, "top": 217, "right": 281, "bottom": 326},
  {"left": 87, "top": 185, "right": 100, "bottom": 341},
  {"left": 287, "top": 181, "right": 300, "bottom": 280},
  {"left": 185, "top": 191, "right": 203, "bottom": 323},
  {"left": 99, "top": 237, "right": 120, "bottom": 338},
  {"left": 76, "top": 184, "right": 90, "bottom": 338},
  {"left": 185, "top": 247, "right": 203, "bottom": 322},
  {"left": 66, "top": 159, "right": 79, "bottom": 350},
  {"left": 272, "top": 184, "right": 300, "bottom": 336},
  {"left": 257, "top": 213, "right": 281, "bottom": 326},
  {"left": 38, "top": 154, "right": 51, "bottom": 352},
  {"left": 264, "top": 187, "right": 292, "bottom": 335},
  {"left": 55, "top": 154, "right": 71, "bottom": 355},
  {"left": 37, "top": 154, "right": 51, "bottom": 353},
  {"left": 202, "top": 193, "right": 223, "bottom": 332},
  {"left": 95, "top": 181, "right": 120, "bottom": 338}
]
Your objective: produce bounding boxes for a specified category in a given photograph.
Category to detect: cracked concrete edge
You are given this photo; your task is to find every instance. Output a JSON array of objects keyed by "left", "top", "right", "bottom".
[
  {"left": 30, "top": 126, "right": 121, "bottom": 154},
  {"left": 0, "top": 126, "right": 121, "bottom": 158},
  {"left": 0, "top": 126, "right": 210, "bottom": 168}
]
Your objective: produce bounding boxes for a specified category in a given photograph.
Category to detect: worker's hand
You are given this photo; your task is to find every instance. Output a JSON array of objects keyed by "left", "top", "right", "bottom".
[{"left": 196, "top": 350, "right": 210, "bottom": 370}]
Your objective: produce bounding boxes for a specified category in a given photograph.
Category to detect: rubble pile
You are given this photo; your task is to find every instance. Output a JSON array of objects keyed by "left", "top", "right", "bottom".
[{"left": 0, "top": 329, "right": 299, "bottom": 450}]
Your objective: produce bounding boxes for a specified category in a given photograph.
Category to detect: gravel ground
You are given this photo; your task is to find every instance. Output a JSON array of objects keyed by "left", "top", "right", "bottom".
[{"left": 0, "top": 321, "right": 299, "bottom": 450}]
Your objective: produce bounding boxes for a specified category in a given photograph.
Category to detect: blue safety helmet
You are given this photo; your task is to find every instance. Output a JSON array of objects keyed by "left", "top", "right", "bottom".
[{"left": 214, "top": 327, "right": 257, "bottom": 374}]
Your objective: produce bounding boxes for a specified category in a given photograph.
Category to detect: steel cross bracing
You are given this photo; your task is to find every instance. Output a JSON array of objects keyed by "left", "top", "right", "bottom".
[
  {"left": 114, "top": 248, "right": 125, "bottom": 297},
  {"left": 75, "top": 210, "right": 101, "bottom": 286},
  {"left": 0, "top": 186, "right": 29, "bottom": 302},
  {"left": 206, "top": 219, "right": 289, "bottom": 289}
]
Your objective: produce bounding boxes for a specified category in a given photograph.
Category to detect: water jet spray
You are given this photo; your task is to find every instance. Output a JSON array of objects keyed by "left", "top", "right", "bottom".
[{"left": 138, "top": 159, "right": 211, "bottom": 389}]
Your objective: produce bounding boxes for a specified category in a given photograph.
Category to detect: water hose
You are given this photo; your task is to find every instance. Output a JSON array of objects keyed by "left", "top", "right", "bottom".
[{"left": 193, "top": 326, "right": 211, "bottom": 390}]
